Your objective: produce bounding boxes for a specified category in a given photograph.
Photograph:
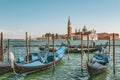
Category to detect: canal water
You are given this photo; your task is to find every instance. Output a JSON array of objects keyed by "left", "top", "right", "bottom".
[{"left": 0, "top": 40, "right": 120, "bottom": 80}]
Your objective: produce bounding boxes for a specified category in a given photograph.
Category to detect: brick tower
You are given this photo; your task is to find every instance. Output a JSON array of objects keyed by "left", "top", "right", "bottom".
[{"left": 67, "top": 16, "right": 72, "bottom": 36}]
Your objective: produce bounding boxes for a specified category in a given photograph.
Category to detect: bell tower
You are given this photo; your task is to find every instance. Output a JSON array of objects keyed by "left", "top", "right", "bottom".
[{"left": 67, "top": 16, "right": 72, "bottom": 36}]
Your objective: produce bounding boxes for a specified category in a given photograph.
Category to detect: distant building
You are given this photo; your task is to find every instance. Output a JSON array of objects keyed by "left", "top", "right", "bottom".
[
  {"left": 36, "top": 34, "right": 66, "bottom": 40},
  {"left": 67, "top": 16, "right": 97, "bottom": 40},
  {"left": 109, "top": 33, "right": 119, "bottom": 40},
  {"left": 97, "top": 33, "right": 119, "bottom": 40},
  {"left": 36, "top": 17, "right": 119, "bottom": 41}
]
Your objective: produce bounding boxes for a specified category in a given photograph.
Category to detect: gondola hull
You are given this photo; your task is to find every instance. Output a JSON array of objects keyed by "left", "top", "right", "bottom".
[
  {"left": 12, "top": 45, "right": 65, "bottom": 74},
  {"left": 0, "top": 62, "right": 12, "bottom": 74},
  {"left": 14, "top": 57, "right": 62, "bottom": 74},
  {"left": 67, "top": 48, "right": 98, "bottom": 53},
  {"left": 39, "top": 47, "right": 99, "bottom": 53},
  {"left": 87, "top": 62, "right": 107, "bottom": 76}
]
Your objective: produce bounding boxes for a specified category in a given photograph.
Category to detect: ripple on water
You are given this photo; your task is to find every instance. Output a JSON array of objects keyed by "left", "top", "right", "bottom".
[{"left": 5, "top": 74, "right": 26, "bottom": 80}]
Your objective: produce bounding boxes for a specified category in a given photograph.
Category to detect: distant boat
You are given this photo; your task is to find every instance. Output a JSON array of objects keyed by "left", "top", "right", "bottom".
[
  {"left": 10, "top": 45, "right": 66, "bottom": 74},
  {"left": 66, "top": 47, "right": 99, "bottom": 53},
  {"left": 39, "top": 45, "right": 99, "bottom": 53},
  {"left": 39, "top": 46, "right": 57, "bottom": 52}
]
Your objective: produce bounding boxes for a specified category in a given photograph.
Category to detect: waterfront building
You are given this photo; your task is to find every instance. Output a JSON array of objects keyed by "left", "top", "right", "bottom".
[
  {"left": 67, "top": 17, "right": 97, "bottom": 40},
  {"left": 97, "top": 33, "right": 119, "bottom": 40}
]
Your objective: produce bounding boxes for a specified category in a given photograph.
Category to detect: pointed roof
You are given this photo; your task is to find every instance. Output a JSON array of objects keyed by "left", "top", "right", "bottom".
[{"left": 68, "top": 16, "right": 71, "bottom": 25}]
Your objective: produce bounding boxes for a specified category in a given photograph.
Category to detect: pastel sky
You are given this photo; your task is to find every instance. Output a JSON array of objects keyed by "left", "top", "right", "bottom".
[{"left": 0, "top": 0, "right": 120, "bottom": 39}]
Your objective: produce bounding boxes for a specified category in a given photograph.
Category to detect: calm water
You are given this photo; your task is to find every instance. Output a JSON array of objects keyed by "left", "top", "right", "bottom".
[{"left": 0, "top": 40, "right": 120, "bottom": 80}]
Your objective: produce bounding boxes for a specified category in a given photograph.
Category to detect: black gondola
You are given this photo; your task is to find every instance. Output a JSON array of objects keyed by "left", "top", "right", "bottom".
[{"left": 10, "top": 45, "right": 65, "bottom": 74}]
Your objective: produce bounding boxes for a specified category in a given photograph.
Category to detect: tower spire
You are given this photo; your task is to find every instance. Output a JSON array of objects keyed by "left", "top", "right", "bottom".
[
  {"left": 67, "top": 16, "right": 72, "bottom": 36},
  {"left": 68, "top": 16, "right": 71, "bottom": 25}
]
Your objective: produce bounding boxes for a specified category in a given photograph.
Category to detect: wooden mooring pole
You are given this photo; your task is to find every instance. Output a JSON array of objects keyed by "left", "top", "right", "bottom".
[
  {"left": 81, "top": 33, "right": 83, "bottom": 74},
  {"left": 113, "top": 33, "right": 116, "bottom": 75},
  {"left": 109, "top": 36, "right": 110, "bottom": 56},
  {"left": 87, "top": 34, "right": 89, "bottom": 62},
  {"left": 48, "top": 34, "right": 50, "bottom": 52},
  {"left": 67, "top": 39, "right": 70, "bottom": 60},
  {"left": 52, "top": 34, "right": 55, "bottom": 72},
  {"left": 29, "top": 36, "right": 31, "bottom": 54},
  {"left": 26, "top": 32, "right": 29, "bottom": 63},
  {"left": 8, "top": 39, "right": 10, "bottom": 61},
  {"left": 0, "top": 32, "right": 4, "bottom": 62}
]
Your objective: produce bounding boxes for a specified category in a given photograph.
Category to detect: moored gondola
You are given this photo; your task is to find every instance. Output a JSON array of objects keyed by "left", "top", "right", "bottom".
[
  {"left": 0, "top": 46, "right": 49, "bottom": 74},
  {"left": 0, "top": 62, "right": 12, "bottom": 74},
  {"left": 10, "top": 45, "right": 66, "bottom": 74},
  {"left": 87, "top": 42, "right": 109, "bottom": 76},
  {"left": 87, "top": 61, "right": 107, "bottom": 76},
  {"left": 39, "top": 46, "right": 99, "bottom": 53}
]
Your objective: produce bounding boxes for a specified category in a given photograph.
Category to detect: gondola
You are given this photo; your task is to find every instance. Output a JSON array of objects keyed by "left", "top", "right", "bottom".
[
  {"left": 10, "top": 45, "right": 65, "bottom": 74},
  {"left": 0, "top": 62, "right": 12, "bottom": 74},
  {"left": 17, "top": 46, "right": 49, "bottom": 63},
  {"left": 39, "top": 46, "right": 57, "bottom": 52},
  {"left": 87, "top": 61, "right": 107, "bottom": 76},
  {"left": 68, "top": 42, "right": 108, "bottom": 53},
  {"left": 91, "top": 53, "right": 109, "bottom": 65},
  {"left": 67, "top": 47, "right": 99, "bottom": 53},
  {"left": 0, "top": 46, "right": 49, "bottom": 74},
  {"left": 87, "top": 44, "right": 109, "bottom": 76},
  {"left": 39, "top": 47, "right": 99, "bottom": 53}
]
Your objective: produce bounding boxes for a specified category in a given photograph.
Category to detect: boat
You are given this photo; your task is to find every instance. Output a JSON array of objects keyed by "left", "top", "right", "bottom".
[
  {"left": 88, "top": 69, "right": 107, "bottom": 80},
  {"left": 87, "top": 61, "right": 107, "bottom": 76},
  {"left": 91, "top": 53, "right": 109, "bottom": 65},
  {"left": 17, "top": 46, "right": 49, "bottom": 63},
  {"left": 0, "top": 62, "right": 12, "bottom": 74},
  {"left": 68, "top": 42, "right": 108, "bottom": 53},
  {"left": 39, "top": 46, "right": 99, "bottom": 53},
  {"left": 0, "top": 46, "right": 49, "bottom": 74},
  {"left": 39, "top": 46, "right": 57, "bottom": 52},
  {"left": 87, "top": 43, "right": 109, "bottom": 76},
  {"left": 10, "top": 45, "right": 66, "bottom": 74},
  {"left": 67, "top": 47, "right": 99, "bottom": 53}
]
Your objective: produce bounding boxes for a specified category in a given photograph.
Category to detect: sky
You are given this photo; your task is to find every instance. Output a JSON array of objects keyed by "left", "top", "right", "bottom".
[{"left": 0, "top": 0, "right": 120, "bottom": 39}]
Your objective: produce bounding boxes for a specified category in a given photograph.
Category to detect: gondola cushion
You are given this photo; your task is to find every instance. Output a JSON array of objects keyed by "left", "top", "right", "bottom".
[{"left": 17, "top": 57, "right": 25, "bottom": 63}]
